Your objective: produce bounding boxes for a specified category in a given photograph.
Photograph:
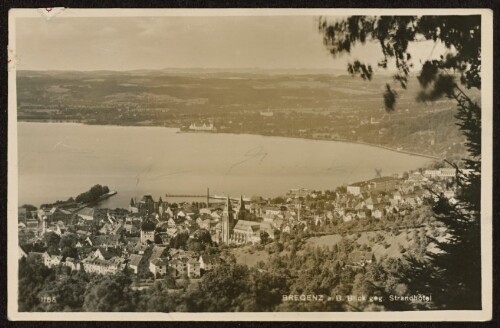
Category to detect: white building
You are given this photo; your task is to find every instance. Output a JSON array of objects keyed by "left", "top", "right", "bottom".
[
  {"left": 189, "top": 122, "right": 216, "bottom": 131},
  {"left": 42, "top": 252, "right": 63, "bottom": 268},
  {"left": 424, "top": 168, "right": 457, "bottom": 179}
]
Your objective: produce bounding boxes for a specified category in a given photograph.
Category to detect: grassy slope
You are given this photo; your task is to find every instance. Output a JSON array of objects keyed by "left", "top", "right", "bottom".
[
  {"left": 304, "top": 226, "right": 447, "bottom": 260},
  {"left": 231, "top": 226, "right": 448, "bottom": 267}
]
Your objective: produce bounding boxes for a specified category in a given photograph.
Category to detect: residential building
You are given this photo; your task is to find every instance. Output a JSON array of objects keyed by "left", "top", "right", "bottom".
[
  {"left": 347, "top": 181, "right": 368, "bottom": 196},
  {"left": 42, "top": 252, "right": 63, "bottom": 268},
  {"left": 150, "top": 258, "right": 168, "bottom": 277},
  {"left": 82, "top": 256, "right": 126, "bottom": 275},
  {"left": 199, "top": 254, "right": 222, "bottom": 273},
  {"left": 140, "top": 220, "right": 156, "bottom": 244},
  {"left": 169, "top": 259, "right": 187, "bottom": 278},
  {"left": 368, "top": 176, "right": 399, "bottom": 193},
  {"left": 187, "top": 259, "right": 201, "bottom": 278},
  {"left": 189, "top": 122, "right": 216, "bottom": 131}
]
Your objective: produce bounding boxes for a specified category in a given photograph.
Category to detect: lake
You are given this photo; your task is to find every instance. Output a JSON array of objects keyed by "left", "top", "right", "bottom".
[{"left": 17, "top": 122, "right": 433, "bottom": 208}]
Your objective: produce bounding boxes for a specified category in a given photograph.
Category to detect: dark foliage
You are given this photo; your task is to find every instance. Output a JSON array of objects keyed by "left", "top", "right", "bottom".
[
  {"left": 75, "top": 184, "right": 110, "bottom": 204},
  {"left": 319, "top": 15, "right": 482, "bottom": 310},
  {"left": 319, "top": 15, "right": 481, "bottom": 111}
]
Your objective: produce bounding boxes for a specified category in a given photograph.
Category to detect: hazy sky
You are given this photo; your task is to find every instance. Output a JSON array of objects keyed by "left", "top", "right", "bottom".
[{"left": 16, "top": 16, "right": 443, "bottom": 71}]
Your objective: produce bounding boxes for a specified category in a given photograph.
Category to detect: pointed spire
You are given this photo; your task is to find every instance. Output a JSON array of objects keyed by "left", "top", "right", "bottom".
[
  {"left": 239, "top": 194, "right": 245, "bottom": 210},
  {"left": 224, "top": 196, "right": 232, "bottom": 212}
]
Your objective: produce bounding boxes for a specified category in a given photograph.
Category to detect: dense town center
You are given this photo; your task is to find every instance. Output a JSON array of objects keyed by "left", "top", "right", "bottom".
[{"left": 19, "top": 166, "right": 462, "bottom": 291}]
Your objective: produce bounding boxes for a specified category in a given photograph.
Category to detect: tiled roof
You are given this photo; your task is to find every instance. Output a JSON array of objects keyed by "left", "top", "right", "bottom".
[
  {"left": 369, "top": 176, "right": 398, "bottom": 183},
  {"left": 128, "top": 254, "right": 144, "bottom": 267},
  {"left": 97, "top": 247, "right": 122, "bottom": 259},
  {"left": 78, "top": 207, "right": 95, "bottom": 217},
  {"left": 151, "top": 258, "right": 168, "bottom": 266},
  {"left": 200, "top": 254, "right": 222, "bottom": 265},
  {"left": 233, "top": 220, "right": 260, "bottom": 232},
  {"left": 149, "top": 246, "right": 167, "bottom": 262}
]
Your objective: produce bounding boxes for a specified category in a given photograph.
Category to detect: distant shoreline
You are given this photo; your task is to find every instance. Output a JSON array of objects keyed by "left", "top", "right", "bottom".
[{"left": 17, "top": 119, "right": 440, "bottom": 161}]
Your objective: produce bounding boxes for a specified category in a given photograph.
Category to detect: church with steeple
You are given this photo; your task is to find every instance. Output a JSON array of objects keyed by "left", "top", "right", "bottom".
[
  {"left": 220, "top": 196, "right": 235, "bottom": 244},
  {"left": 216, "top": 195, "right": 272, "bottom": 245}
]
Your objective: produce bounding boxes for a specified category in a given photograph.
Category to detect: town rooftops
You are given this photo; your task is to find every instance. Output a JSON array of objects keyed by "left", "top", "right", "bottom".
[
  {"left": 133, "top": 242, "right": 149, "bottom": 253},
  {"left": 88, "top": 234, "right": 122, "bottom": 246}
]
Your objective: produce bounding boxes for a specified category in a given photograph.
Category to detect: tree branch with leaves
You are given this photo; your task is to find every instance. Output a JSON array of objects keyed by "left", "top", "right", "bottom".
[{"left": 318, "top": 15, "right": 482, "bottom": 309}]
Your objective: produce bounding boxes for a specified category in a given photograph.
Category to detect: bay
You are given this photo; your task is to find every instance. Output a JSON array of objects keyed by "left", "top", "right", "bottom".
[{"left": 17, "top": 122, "right": 433, "bottom": 208}]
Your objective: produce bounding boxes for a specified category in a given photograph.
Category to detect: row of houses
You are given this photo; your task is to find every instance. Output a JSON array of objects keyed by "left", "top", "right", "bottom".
[
  {"left": 21, "top": 243, "right": 223, "bottom": 280},
  {"left": 20, "top": 251, "right": 81, "bottom": 271}
]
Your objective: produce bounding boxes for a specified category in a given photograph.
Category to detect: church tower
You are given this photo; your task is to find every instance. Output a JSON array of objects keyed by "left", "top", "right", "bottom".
[
  {"left": 40, "top": 216, "right": 47, "bottom": 237},
  {"left": 221, "top": 196, "right": 235, "bottom": 244},
  {"left": 237, "top": 194, "right": 246, "bottom": 220},
  {"left": 158, "top": 196, "right": 164, "bottom": 216}
]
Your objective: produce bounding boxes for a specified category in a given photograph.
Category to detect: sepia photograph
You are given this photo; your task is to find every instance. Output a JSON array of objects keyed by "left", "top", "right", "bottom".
[{"left": 7, "top": 8, "right": 493, "bottom": 321}]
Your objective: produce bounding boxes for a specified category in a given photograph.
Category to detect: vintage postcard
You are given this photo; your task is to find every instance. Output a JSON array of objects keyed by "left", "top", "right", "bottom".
[{"left": 7, "top": 8, "right": 493, "bottom": 321}]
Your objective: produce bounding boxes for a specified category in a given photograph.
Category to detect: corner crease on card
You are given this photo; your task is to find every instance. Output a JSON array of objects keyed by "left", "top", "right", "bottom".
[{"left": 37, "top": 8, "right": 65, "bottom": 20}]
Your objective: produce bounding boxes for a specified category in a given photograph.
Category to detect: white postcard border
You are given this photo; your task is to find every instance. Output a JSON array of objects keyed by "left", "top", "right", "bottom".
[{"left": 7, "top": 7, "right": 494, "bottom": 322}]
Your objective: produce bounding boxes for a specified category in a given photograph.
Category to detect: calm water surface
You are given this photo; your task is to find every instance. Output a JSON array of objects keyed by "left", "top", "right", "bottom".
[{"left": 18, "top": 122, "right": 433, "bottom": 208}]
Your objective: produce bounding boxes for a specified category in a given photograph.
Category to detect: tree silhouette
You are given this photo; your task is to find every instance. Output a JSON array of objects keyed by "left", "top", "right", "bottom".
[
  {"left": 319, "top": 15, "right": 481, "bottom": 111},
  {"left": 319, "top": 15, "right": 482, "bottom": 309}
]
